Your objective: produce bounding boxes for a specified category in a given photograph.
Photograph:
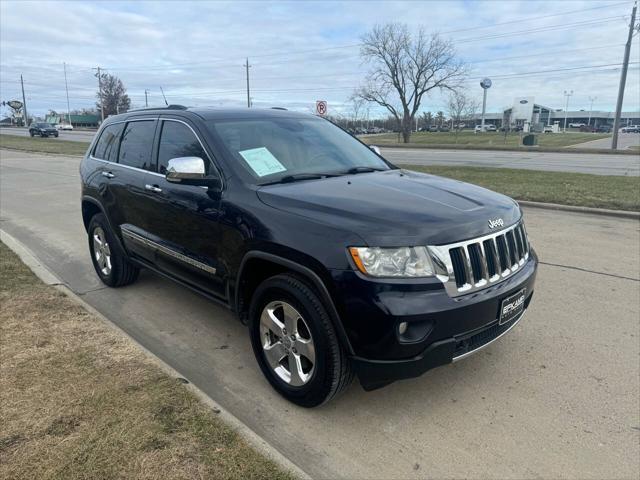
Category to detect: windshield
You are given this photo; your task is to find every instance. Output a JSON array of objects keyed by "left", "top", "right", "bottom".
[
  {"left": 35, "top": 123, "right": 50, "bottom": 128},
  {"left": 207, "top": 116, "right": 391, "bottom": 184}
]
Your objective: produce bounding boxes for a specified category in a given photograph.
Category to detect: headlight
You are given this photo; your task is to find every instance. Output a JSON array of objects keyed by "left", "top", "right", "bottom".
[{"left": 349, "top": 246, "right": 434, "bottom": 278}]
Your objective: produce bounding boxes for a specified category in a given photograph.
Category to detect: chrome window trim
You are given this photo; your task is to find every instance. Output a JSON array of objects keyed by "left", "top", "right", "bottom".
[
  {"left": 427, "top": 221, "right": 530, "bottom": 297},
  {"left": 121, "top": 228, "right": 217, "bottom": 275},
  {"left": 452, "top": 310, "right": 526, "bottom": 362}
]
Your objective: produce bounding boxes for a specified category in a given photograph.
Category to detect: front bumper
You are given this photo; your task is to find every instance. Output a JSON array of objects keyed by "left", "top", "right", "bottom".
[{"left": 330, "top": 250, "right": 537, "bottom": 390}]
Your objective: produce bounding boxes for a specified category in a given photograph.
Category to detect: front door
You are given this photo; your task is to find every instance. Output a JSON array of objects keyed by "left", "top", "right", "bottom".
[{"left": 136, "top": 118, "right": 226, "bottom": 300}]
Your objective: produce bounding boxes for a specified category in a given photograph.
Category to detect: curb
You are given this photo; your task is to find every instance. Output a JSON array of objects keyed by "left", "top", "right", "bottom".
[
  {"left": 517, "top": 200, "right": 640, "bottom": 220},
  {"left": 0, "top": 229, "right": 311, "bottom": 480}
]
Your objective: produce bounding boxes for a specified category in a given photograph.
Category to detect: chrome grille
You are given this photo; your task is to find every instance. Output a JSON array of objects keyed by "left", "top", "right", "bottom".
[{"left": 428, "top": 221, "right": 530, "bottom": 297}]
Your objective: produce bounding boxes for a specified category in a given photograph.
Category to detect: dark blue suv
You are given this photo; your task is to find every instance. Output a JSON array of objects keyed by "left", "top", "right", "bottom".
[{"left": 80, "top": 106, "right": 537, "bottom": 407}]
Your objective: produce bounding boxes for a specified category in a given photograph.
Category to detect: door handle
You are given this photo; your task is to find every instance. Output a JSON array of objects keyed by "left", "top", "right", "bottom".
[
  {"left": 145, "top": 184, "right": 163, "bottom": 193},
  {"left": 101, "top": 171, "right": 115, "bottom": 178}
]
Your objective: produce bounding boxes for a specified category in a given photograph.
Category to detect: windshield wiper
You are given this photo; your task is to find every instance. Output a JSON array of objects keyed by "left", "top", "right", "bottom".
[
  {"left": 344, "top": 166, "right": 386, "bottom": 175},
  {"left": 259, "top": 172, "right": 342, "bottom": 186}
]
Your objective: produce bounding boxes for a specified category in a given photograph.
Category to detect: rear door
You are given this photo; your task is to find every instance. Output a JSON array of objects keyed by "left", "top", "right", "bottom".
[
  {"left": 109, "top": 117, "right": 159, "bottom": 262},
  {"left": 134, "top": 117, "right": 226, "bottom": 299}
]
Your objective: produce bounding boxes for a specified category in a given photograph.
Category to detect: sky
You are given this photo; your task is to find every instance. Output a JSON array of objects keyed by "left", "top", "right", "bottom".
[{"left": 1, "top": 0, "right": 639, "bottom": 119}]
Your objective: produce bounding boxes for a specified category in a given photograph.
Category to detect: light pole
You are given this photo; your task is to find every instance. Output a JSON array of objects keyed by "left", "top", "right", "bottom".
[
  {"left": 587, "top": 96, "right": 597, "bottom": 126},
  {"left": 563, "top": 90, "right": 573, "bottom": 133},
  {"left": 480, "top": 78, "right": 492, "bottom": 130}
]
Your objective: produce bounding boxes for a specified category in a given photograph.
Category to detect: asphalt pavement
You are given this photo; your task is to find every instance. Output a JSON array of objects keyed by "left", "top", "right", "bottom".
[
  {"left": 1, "top": 149, "right": 639, "bottom": 479},
  {"left": 0, "top": 126, "right": 97, "bottom": 143},
  {"left": 380, "top": 146, "right": 640, "bottom": 176}
]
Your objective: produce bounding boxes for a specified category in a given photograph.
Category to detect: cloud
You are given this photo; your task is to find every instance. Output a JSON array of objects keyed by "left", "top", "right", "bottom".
[{"left": 1, "top": 0, "right": 638, "bottom": 117}]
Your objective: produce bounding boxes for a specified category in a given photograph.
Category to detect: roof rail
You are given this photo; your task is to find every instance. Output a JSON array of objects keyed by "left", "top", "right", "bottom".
[
  {"left": 271, "top": 107, "right": 288, "bottom": 110},
  {"left": 128, "top": 104, "right": 188, "bottom": 113}
]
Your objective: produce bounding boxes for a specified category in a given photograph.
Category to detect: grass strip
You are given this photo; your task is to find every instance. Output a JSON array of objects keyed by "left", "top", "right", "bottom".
[
  {"left": 0, "top": 242, "right": 295, "bottom": 480},
  {"left": 0, "top": 134, "right": 89, "bottom": 156},
  {"left": 400, "top": 165, "right": 640, "bottom": 212}
]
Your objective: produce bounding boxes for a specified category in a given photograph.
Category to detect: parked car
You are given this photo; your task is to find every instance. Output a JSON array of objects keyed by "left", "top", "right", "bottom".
[
  {"left": 543, "top": 126, "right": 555, "bottom": 133},
  {"left": 620, "top": 125, "right": 640, "bottom": 133},
  {"left": 80, "top": 106, "right": 537, "bottom": 407},
  {"left": 474, "top": 124, "right": 496, "bottom": 132},
  {"left": 579, "top": 125, "right": 596, "bottom": 133},
  {"left": 427, "top": 125, "right": 439, "bottom": 132},
  {"left": 438, "top": 125, "right": 450, "bottom": 132},
  {"left": 568, "top": 122, "right": 586, "bottom": 128},
  {"left": 595, "top": 125, "right": 611, "bottom": 133},
  {"left": 29, "top": 122, "right": 59, "bottom": 138},
  {"left": 56, "top": 123, "right": 73, "bottom": 131}
]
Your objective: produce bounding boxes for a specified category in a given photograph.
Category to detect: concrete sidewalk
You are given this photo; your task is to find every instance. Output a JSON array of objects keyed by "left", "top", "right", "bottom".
[{"left": 1, "top": 149, "right": 639, "bottom": 479}]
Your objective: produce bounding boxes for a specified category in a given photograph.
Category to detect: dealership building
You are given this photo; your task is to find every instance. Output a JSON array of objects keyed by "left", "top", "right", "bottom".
[{"left": 467, "top": 97, "right": 640, "bottom": 131}]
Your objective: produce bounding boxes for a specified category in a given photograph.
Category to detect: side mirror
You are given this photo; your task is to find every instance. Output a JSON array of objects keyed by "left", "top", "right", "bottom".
[
  {"left": 166, "top": 156, "right": 220, "bottom": 188},
  {"left": 369, "top": 145, "right": 381, "bottom": 156}
]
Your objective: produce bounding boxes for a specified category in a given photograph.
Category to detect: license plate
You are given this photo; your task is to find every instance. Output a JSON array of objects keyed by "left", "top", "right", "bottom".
[{"left": 499, "top": 288, "right": 526, "bottom": 325}]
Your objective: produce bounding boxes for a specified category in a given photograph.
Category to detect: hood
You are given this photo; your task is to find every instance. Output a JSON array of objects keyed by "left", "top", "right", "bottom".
[{"left": 257, "top": 169, "right": 521, "bottom": 246}]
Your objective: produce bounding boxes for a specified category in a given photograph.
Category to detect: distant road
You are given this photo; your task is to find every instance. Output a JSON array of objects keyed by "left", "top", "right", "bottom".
[
  {"left": 382, "top": 147, "right": 640, "bottom": 176},
  {"left": 2, "top": 126, "right": 637, "bottom": 176},
  {"left": 0, "top": 126, "right": 96, "bottom": 143}
]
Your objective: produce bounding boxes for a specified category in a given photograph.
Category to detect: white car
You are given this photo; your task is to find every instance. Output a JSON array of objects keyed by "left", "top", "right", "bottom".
[
  {"left": 568, "top": 122, "right": 585, "bottom": 128},
  {"left": 56, "top": 123, "right": 73, "bottom": 131},
  {"left": 620, "top": 125, "right": 640, "bottom": 133},
  {"left": 475, "top": 124, "right": 496, "bottom": 132}
]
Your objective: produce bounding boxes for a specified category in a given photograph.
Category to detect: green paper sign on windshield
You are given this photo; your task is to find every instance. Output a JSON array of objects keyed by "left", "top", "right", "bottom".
[{"left": 238, "top": 147, "right": 287, "bottom": 177}]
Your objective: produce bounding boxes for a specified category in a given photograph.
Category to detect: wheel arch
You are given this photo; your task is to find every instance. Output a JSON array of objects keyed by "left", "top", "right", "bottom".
[
  {"left": 235, "top": 251, "right": 354, "bottom": 355},
  {"left": 81, "top": 196, "right": 126, "bottom": 252}
]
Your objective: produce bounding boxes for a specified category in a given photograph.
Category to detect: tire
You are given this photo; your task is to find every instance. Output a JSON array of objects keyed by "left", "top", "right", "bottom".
[
  {"left": 87, "top": 213, "right": 139, "bottom": 287},
  {"left": 54, "top": 133, "right": 59, "bottom": 138},
  {"left": 29, "top": 131, "right": 34, "bottom": 137},
  {"left": 249, "top": 273, "right": 353, "bottom": 407}
]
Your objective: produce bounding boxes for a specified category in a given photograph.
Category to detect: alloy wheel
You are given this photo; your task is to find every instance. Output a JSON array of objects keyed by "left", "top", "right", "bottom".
[
  {"left": 259, "top": 300, "right": 316, "bottom": 386},
  {"left": 92, "top": 226, "right": 112, "bottom": 276}
]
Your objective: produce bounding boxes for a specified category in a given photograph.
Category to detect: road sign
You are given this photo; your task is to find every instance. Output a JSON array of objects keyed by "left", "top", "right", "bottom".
[
  {"left": 316, "top": 100, "right": 327, "bottom": 116},
  {"left": 7, "top": 100, "right": 23, "bottom": 110}
]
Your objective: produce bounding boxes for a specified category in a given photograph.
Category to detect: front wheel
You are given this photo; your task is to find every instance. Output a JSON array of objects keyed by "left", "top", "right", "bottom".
[
  {"left": 29, "top": 131, "right": 34, "bottom": 137},
  {"left": 88, "top": 213, "right": 139, "bottom": 287},
  {"left": 249, "top": 273, "right": 353, "bottom": 407}
]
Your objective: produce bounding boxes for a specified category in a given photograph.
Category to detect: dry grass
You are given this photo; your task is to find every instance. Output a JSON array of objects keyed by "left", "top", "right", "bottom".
[
  {"left": 0, "top": 134, "right": 89, "bottom": 156},
  {"left": 0, "top": 242, "right": 295, "bottom": 480},
  {"left": 400, "top": 165, "right": 640, "bottom": 211}
]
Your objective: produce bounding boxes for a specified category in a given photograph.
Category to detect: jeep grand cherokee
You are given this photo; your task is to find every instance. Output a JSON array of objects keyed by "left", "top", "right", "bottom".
[{"left": 80, "top": 106, "right": 537, "bottom": 407}]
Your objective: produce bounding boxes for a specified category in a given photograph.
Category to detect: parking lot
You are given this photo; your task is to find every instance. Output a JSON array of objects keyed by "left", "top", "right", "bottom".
[{"left": 1, "top": 148, "right": 638, "bottom": 479}]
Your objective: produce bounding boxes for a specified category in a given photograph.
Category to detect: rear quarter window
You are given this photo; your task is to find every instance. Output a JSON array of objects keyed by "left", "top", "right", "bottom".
[{"left": 93, "top": 123, "right": 124, "bottom": 163}]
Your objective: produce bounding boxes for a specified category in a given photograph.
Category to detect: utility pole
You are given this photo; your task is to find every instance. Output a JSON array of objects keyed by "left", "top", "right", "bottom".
[
  {"left": 160, "top": 86, "right": 168, "bottom": 106},
  {"left": 144, "top": 89, "right": 149, "bottom": 107},
  {"left": 63, "top": 62, "right": 71, "bottom": 126},
  {"left": 587, "top": 96, "right": 597, "bottom": 126},
  {"left": 244, "top": 58, "right": 251, "bottom": 108},
  {"left": 20, "top": 74, "right": 28, "bottom": 126},
  {"left": 612, "top": 1, "right": 638, "bottom": 149},
  {"left": 563, "top": 90, "right": 573, "bottom": 133},
  {"left": 94, "top": 67, "right": 104, "bottom": 122}
]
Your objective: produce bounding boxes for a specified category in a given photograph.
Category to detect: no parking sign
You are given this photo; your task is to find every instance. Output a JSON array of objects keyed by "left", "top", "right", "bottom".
[{"left": 316, "top": 100, "right": 327, "bottom": 116}]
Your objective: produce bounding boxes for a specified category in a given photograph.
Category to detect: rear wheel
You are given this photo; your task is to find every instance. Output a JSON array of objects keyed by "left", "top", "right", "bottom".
[
  {"left": 249, "top": 273, "right": 353, "bottom": 407},
  {"left": 29, "top": 131, "right": 34, "bottom": 137},
  {"left": 88, "top": 213, "right": 139, "bottom": 287}
]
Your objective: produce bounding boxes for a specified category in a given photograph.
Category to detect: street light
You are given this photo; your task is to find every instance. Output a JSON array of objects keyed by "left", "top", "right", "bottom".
[
  {"left": 588, "top": 96, "right": 597, "bottom": 126},
  {"left": 563, "top": 90, "right": 573, "bottom": 133}
]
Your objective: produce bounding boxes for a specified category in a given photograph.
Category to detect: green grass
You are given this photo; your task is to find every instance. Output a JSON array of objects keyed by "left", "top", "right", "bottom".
[
  {"left": 400, "top": 165, "right": 640, "bottom": 211},
  {"left": 0, "top": 134, "right": 89, "bottom": 155},
  {"left": 364, "top": 131, "right": 610, "bottom": 148}
]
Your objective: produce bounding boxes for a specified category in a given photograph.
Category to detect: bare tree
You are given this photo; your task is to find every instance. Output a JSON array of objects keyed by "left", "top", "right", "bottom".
[
  {"left": 420, "top": 111, "right": 433, "bottom": 130},
  {"left": 96, "top": 73, "right": 131, "bottom": 117},
  {"left": 354, "top": 23, "right": 465, "bottom": 143},
  {"left": 447, "top": 91, "right": 479, "bottom": 142},
  {"left": 435, "top": 111, "right": 445, "bottom": 128},
  {"left": 349, "top": 95, "right": 366, "bottom": 128}
]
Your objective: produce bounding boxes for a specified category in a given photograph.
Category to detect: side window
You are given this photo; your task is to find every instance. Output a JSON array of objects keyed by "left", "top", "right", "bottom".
[
  {"left": 157, "top": 121, "right": 211, "bottom": 175},
  {"left": 93, "top": 123, "right": 124, "bottom": 162},
  {"left": 118, "top": 120, "right": 156, "bottom": 170}
]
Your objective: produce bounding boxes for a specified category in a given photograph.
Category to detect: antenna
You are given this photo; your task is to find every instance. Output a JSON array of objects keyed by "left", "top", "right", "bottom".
[{"left": 159, "top": 86, "right": 169, "bottom": 106}]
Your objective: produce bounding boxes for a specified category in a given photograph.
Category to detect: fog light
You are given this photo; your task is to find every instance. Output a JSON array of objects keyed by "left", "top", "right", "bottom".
[{"left": 398, "top": 322, "right": 408, "bottom": 335}]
